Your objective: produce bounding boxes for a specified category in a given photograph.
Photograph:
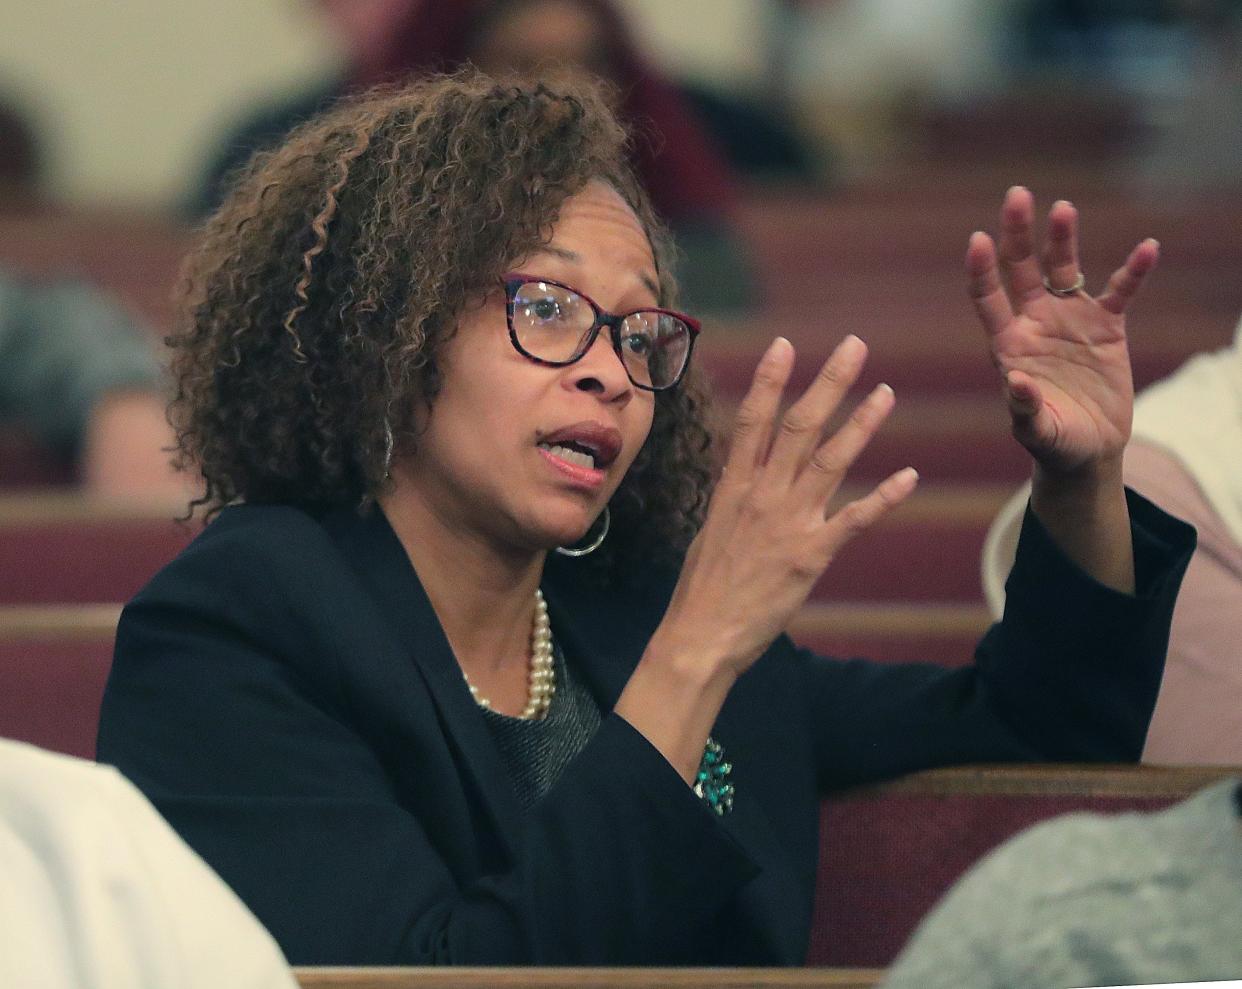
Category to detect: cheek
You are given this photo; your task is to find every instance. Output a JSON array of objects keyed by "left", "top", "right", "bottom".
[{"left": 618, "top": 400, "right": 657, "bottom": 477}]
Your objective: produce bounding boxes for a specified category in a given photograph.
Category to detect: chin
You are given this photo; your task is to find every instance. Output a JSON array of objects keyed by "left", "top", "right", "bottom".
[{"left": 529, "top": 505, "right": 599, "bottom": 552}]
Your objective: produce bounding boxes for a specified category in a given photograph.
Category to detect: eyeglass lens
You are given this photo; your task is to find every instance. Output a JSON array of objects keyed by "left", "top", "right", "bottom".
[{"left": 511, "top": 280, "right": 691, "bottom": 390}]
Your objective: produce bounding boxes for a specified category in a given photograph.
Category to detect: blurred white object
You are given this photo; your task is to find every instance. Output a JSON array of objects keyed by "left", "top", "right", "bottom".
[{"left": 0, "top": 738, "right": 298, "bottom": 989}]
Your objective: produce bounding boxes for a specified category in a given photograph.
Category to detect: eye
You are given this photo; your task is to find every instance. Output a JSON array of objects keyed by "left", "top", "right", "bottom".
[
  {"left": 620, "top": 329, "right": 654, "bottom": 358},
  {"left": 525, "top": 295, "right": 563, "bottom": 322},
  {"left": 516, "top": 281, "right": 583, "bottom": 326}
]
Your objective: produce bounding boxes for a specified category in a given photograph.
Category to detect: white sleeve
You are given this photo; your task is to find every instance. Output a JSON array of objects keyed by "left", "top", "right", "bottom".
[{"left": 0, "top": 739, "right": 297, "bottom": 989}]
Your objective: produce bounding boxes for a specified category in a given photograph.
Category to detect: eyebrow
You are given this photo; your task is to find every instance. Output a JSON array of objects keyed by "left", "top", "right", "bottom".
[{"left": 537, "top": 245, "right": 661, "bottom": 301}]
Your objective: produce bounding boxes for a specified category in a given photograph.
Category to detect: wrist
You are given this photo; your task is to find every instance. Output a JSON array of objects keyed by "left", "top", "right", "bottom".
[
  {"left": 640, "top": 627, "right": 739, "bottom": 699},
  {"left": 615, "top": 631, "right": 738, "bottom": 785},
  {"left": 1032, "top": 454, "right": 1125, "bottom": 505},
  {"left": 1030, "top": 455, "right": 1135, "bottom": 595}
]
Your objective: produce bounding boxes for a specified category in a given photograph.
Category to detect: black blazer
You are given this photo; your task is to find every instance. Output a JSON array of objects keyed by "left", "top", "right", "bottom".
[{"left": 97, "top": 491, "right": 1194, "bottom": 966}]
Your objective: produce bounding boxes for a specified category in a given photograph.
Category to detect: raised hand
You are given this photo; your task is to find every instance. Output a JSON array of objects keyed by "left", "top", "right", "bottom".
[
  {"left": 967, "top": 186, "right": 1159, "bottom": 476},
  {"left": 652, "top": 334, "right": 918, "bottom": 680}
]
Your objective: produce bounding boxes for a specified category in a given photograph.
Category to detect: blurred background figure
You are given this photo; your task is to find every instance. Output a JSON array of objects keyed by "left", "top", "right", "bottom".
[
  {"left": 0, "top": 95, "right": 43, "bottom": 207},
  {"left": 186, "top": 0, "right": 822, "bottom": 314},
  {"left": 0, "top": 93, "right": 187, "bottom": 504},
  {"left": 983, "top": 316, "right": 1242, "bottom": 765},
  {"left": 0, "top": 267, "right": 179, "bottom": 502},
  {"left": 1008, "top": 0, "right": 1242, "bottom": 195},
  {"left": 882, "top": 776, "right": 1242, "bottom": 989}
]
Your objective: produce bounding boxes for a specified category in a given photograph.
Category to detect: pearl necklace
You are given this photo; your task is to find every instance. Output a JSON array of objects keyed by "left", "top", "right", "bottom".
[{"left": 462, "top": 589, "right": 555, "bottom": 720}]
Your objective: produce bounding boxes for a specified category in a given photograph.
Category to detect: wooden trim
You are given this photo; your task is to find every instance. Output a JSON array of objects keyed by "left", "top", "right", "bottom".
[
  {"left": 0, "top": 491, "right": 190, "bottom": 525},
  {"left": 710, "top": 395, "right": 1010, "bottom": 439},
  {"left": 292, "top": 969, "right": 884, "bottom": 989},
  {"left": 0, "top": 485, "right": 1011, "bottom": 528},
  {"left": 0, "top": 602, "right": 988, "bottom": 643},
  {"left": 0, "top": 604, "right": 120, "bottom": 639},
  {"left": 830, "top": 484, "right": 1010, "bottom": 524},
  {"left": 790, "top": 603, "right": 991, "bottom": 638}
]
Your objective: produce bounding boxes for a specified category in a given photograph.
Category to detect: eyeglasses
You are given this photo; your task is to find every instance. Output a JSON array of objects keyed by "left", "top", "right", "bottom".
[{"left": 502, "top": 272, "right": 700, "bottom": 391}]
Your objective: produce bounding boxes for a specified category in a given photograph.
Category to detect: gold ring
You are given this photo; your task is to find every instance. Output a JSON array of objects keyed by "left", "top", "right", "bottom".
[{"left": 1042, "top": 271, "right": 1086, "bottom": 297}]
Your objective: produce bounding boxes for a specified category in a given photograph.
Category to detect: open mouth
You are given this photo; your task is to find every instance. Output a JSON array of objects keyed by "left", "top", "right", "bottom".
[
  {"left": 538, "top": 441, "right": 598, "bottom": 470},
  {"left": 536, "top": 421, "right": 622, "bottom": 472}
]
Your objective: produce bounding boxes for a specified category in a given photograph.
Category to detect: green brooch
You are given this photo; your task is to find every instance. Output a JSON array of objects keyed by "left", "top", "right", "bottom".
[{"left": 694, "top": 736, "right": 734, "bottom": 816}]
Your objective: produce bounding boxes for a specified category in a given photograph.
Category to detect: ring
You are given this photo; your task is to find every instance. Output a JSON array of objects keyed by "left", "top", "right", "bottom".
[{"left": 1042, "top": 271, "right": 1086, "bottom": 297}]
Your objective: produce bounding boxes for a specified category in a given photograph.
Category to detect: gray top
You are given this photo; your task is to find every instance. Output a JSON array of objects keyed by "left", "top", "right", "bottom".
[
  {"left": 0, "top": 269, "right": 163, "bottom": 454},
  {"left": 480, "top": 642, "right": 602, "bottom": 810},
  {"left": 883, "top": 778, "right": 1242, "bottom": 989}
]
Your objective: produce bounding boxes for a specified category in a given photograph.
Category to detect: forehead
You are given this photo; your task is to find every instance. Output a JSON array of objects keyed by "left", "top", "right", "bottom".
[{"left": 537, "top": 182, "right": 659, "bottom": 298}]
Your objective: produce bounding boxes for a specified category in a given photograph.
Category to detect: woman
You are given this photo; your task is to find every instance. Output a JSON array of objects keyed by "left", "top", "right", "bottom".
[{"left": 98, "top": 72, "right": 1193, "bottom": 965}]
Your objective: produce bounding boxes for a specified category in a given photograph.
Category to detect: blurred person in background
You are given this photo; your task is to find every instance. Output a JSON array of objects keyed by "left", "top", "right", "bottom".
[
  {"left": 882, "top": 775, "right": 1242, "bottom": 988},
  {"left": 1011, "top": 0, "right": 1242, "bottom": 191},
  {"left": 984, "top": 316, "right": 1242, "bottom": 764},
  {"left": 1129, "top": 0, "right": 1242, "bottom": 194},
  {"left": 0, "top": 95, "right": 186, "bottom": 503},
  {"left": 188, "top": 0, "right": 765, "bottom": 313},
  {"left": 0, "top": 266, "right": 178, "bottom": 500}
]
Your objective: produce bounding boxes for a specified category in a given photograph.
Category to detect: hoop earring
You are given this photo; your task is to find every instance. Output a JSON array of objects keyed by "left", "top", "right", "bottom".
[
  {"left": 556, "top": 506, "right": 609, "bottom": 557},
  {"left": 382, "top": 421, "right": 394, "bottom": 481}
]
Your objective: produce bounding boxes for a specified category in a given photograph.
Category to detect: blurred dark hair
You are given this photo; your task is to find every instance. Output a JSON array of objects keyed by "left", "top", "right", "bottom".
[{"left": 0, "top": 94, "right": 43, "bottom": 198}]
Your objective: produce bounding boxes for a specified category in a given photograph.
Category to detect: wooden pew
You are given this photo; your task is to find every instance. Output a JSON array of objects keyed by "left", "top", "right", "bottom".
[
  {"left": 0, "top": 206, "right": 189, "bottom": 331},
  {"left": 0, "top": 487, "right": 1005, "bottom": 605},
  {"left": 791, "top": 602, "right": 988, "bottom": 666},
  {"left": 0, "top": 599, "right": 989, "bottom": 762},
  {"left": 292, "top": 969, "right": 883, "bottom": 988},
  {"left": 2, "top": 198, "right": 1234, "bottom": 494},
  {"left": 0, "top": 604, "right": 117, "bottom": 758},
  {"left": 0, "top": 493, "right": 194, "bottom": 603},
  {"left": 1, "top": 605, "right": 1228, "bottom": 973},
  {"left": 698, "top": 319, "right": 1234, "bottom": 407}
]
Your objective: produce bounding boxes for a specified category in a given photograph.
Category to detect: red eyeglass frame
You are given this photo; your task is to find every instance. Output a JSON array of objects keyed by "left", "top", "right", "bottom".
[{"left": 501, "top": 272, "right": 701, "bottom": 392}]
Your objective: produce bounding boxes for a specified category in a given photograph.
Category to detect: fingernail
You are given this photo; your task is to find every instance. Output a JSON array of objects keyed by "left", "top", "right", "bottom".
[
  {"left": 874, "top": 382, "right": 894, "bottom": 399},
  {"left": 766, "top": 336, "right": 791, "bottom": 361},
  {"left": 901, "top": 466, "right": 920, "bottom": 484}
]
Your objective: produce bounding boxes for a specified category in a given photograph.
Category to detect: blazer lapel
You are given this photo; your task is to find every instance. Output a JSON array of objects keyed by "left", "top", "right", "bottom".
[
  {"left": 541, "top": 556, "right": 664, "bottom": 712},
  {"left": 321, "top": 505, "right": 525, "bottom": 862}
]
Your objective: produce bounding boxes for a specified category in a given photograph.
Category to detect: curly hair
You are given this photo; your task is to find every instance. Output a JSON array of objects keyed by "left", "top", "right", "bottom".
[{"left": 169, "top": 69, "right": 716, "bottom": 579}]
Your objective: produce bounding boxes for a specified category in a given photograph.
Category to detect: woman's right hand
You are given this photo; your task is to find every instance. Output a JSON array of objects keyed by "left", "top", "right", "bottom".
[
  {"left": 652, "top": 334, "right": 919, "bottom": 681},
  {"left": 615, "top": 334, "right": 917, "bottom": 783}
]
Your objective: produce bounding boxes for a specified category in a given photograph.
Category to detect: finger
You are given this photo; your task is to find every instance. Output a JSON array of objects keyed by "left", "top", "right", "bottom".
[
  {"left": 966, "top": 231, "right": 1015, "bottom": 339},
  {"left": 997, "top": 186, "right": 1044, "bottom": 302},
  {"left": 766, "top": 334, "right": 868, "bottom": 487},
  {"left": 1096, "top": 238, "right": 1160, "bottom": 315},
  {"left": 1041, "top": 200, "right": 1083, "bottom": 294},
  {"left": 796, "top": 381, "right": 896, "bottom": 503},
  {"left": 723, "top": 336, "right": 794, "bottom": 484},
  {"left": 821, "top": 466, "right": 919, "bottom": 555},
  {"left": 1004, "top": 369, "right": 1057, "bottom": 452}
]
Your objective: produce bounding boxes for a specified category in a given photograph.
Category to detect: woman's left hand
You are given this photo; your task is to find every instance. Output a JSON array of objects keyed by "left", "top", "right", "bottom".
[{"left": 967, "top": 186, "right": 1159, "bottom": 477}]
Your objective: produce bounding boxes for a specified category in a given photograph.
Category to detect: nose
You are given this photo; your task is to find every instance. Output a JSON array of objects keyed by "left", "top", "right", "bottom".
[{"left": 563, "top": 324, "right": 633, "bottom": 404}]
